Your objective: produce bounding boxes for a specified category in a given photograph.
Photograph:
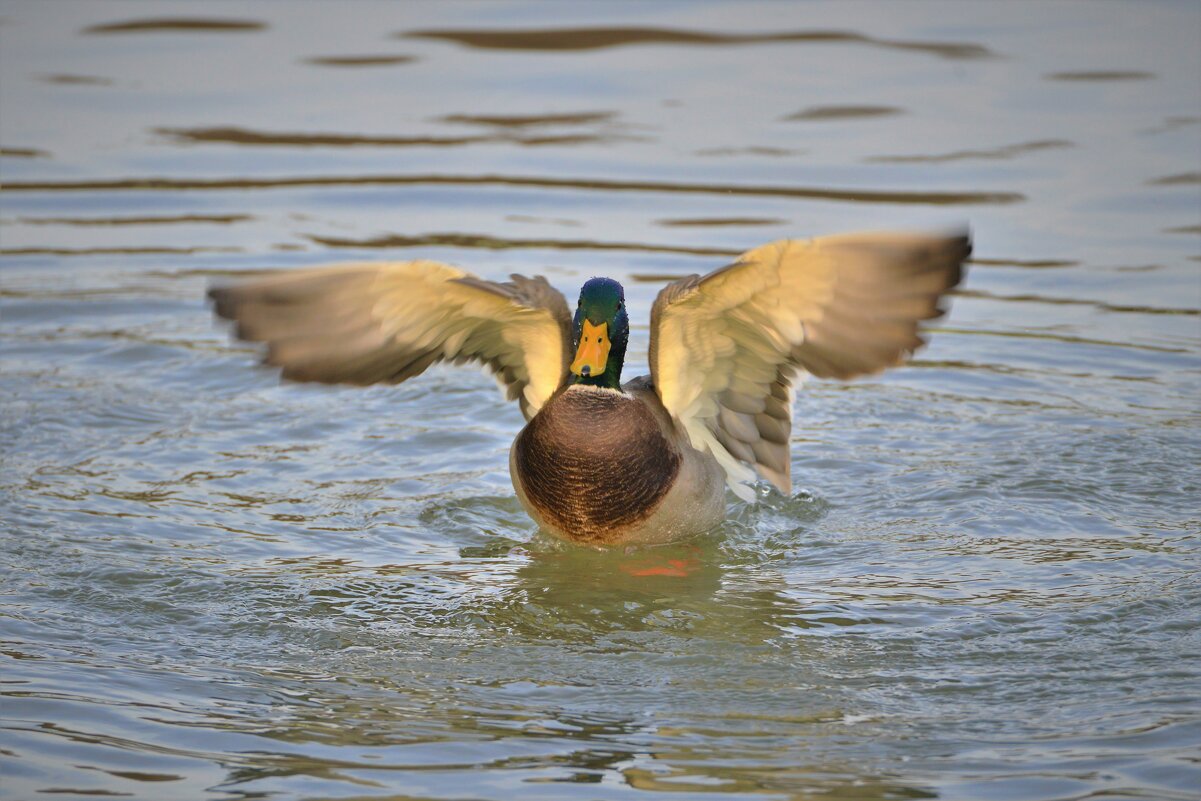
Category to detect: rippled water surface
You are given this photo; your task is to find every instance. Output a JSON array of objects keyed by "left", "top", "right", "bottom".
[{"left": 2, "top": 2, "right": 1200, "bottom": 799}]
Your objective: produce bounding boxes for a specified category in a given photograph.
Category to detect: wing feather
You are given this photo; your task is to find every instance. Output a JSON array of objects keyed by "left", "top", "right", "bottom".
[
  {"left": 210, "top": 260, "right": 572, "bottom": 419},
  {"left": 650, "top": 231, "right": 969, "bottom": 499}
]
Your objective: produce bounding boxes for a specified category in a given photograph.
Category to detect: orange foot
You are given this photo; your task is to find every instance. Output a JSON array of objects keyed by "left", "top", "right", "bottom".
[{"left": 621, "top": 556, "right": 700, "bottom": 578}]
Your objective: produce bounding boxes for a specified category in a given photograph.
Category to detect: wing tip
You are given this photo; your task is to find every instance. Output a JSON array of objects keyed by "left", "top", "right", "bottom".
[
  {"left": 207, "top": 283, "right": 238, "bottom": 321},
  {"left": 944, "top": 224, "right": 973, "bottom": 280},
  {"left": 759, "top": 465, "right": 791, "bottom": 497}
]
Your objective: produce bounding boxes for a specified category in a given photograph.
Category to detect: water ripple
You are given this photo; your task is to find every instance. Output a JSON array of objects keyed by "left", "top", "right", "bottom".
[
  {"left": 401, "top": 26, "right": 999, "bottom": 60},
  {"left": 15, "top": 214, "right": 252, "bottom": 226},
  {"left": 867, "top": 139, "right": 1075, "bottom": 164},
  {"left": 3, "top": 3, "right": 1199, "bottom": 799},
  {"left": 784, "top": 105, "right": 904, "bottom": 121},
  {"left": 1, "top": 173, "right": 1025, "bottom": 205},
  {"left": 0, "top": 147, "right": 50, "bottom": 159},
  {"left": 82, "top": 17, "right": 266, "bottom": 34},
  {"left": 1045, "top": 70, "right": 1156, "bottom": 82},
  {"left": 302, "top": 55, "right": 416, "bottom": 68},
  {"left": 155, "top": 125, "right": 636, "bottom": 148}
]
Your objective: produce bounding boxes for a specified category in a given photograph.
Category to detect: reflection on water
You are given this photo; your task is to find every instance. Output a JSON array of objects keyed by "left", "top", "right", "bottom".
[
  {"left": 81, "top": 17, "right": 267, "bottom": 34},
  {"left": 954, "top": 287, "right": 1200, "bottom": 317},
  {"left": 1142, "top": 115, "right": 1201, "bottom": 135},
  {"left": 303, "top": 54, "right": 416, "bottom": 68},
  {"left": 1149, "top": 172, "right": 1201, "bottom": 186},
  {"left": 15, "top": 213, "right": 254, "bottom": 226},
  {"left": 3, "top": 173, "right": 1026, "bottom": 204},
  {"left": 156, "top": 124, "right": 634, "bottom": 148},
  {"left": 656, "top": 216, "right": 786, "bottom": 228},
  {"left": 439, "top": 111, "right": 618, "bottom": 127},
  {"left": 36, "top": 72, "right": 113, "bottom": 86},
  {"left": 964, "top": 257, "right": 1078, "bottom": 268},
  {"left": 1044, "top": 70, "right": 1156, "bottom": 82},
  {"left": 784, "top": 104, "right": 904, "bottom": 121},
  {"left": 0, "top": 245, "right": 241, "bottom": 256},
  {"left": 866, "top": 139, "right": 1075, "bottom": 164},
  {"left": 694, "top": 145, "right": 801, "bottom": 157},
  {"left": 402, "top": 25, "right": 998, "bottom": 60},
  {"left": 0, "top": 146, "right": 48, "bottom": 158},
  {"left": 1, "top": 1, "right": 1200, "bottom": 800}
]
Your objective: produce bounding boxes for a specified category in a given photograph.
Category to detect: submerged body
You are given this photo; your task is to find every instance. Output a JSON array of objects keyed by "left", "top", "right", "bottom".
[{"left": 209, "top": 232, "right": 970, "bottom": 546}]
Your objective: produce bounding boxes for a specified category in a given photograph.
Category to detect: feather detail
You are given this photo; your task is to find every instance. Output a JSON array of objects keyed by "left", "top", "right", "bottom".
[
  {"left": 649, "top": 230, "right": 969, "bottom": 497},
  {"left": 210, "top": 262, "right": 573, "bottom": 419}
]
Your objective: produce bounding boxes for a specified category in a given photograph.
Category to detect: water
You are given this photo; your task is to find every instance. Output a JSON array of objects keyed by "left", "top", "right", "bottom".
[{"left": 1, "top": 1, "right": 1199, "bottom": 799}]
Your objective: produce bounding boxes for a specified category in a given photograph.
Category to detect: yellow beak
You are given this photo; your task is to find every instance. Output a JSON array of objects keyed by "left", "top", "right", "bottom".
[{"left": 570, "top": 320, "right": 610, "bottom": 377}]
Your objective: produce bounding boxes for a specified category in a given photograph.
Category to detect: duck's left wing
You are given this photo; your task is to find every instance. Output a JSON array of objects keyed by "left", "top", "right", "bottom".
[
  {"left": 649, "top": 231, "right": 970, "bottom": 500},
  {"left": 209, "top": 260, "right": 572, "bottom": 419}
]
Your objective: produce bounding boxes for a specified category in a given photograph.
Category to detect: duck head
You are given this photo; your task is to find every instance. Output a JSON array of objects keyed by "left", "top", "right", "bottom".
[{"left": 569, "top": 277, "right": 628, "bottom": 389}]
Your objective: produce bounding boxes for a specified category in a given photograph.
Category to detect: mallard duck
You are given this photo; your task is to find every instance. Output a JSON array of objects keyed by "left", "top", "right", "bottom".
[{"left": 210, "top": 230, "right": 969, "bottom": 545}]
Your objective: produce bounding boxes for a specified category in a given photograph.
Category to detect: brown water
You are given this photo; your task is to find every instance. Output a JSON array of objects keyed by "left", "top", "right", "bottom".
[{"left": 2, "top": 2, "right": 1200, "bottom": 799}]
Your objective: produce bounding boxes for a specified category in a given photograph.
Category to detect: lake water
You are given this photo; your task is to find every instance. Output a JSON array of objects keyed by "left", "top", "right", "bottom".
[{"left": 2, "top": 2, "right": 1200, "bottom": 799}]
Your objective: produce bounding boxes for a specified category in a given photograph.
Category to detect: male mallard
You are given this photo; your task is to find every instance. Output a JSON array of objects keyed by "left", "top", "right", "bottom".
[{"left": 210, "top": 231, "right": 969, "bottom": 545}]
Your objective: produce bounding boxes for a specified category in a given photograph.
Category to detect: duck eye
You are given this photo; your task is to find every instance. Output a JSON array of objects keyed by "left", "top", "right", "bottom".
[{"left": 598, "top": 337, "right": 604, "bottom": 343}]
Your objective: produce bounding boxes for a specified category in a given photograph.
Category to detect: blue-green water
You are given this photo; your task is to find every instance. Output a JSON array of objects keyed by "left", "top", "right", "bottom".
[{"left": 2, "top": 2, "right": 1199, "bottom": 799}]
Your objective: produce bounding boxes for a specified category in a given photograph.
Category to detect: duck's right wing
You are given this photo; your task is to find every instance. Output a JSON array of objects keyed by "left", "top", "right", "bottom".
[
  {"left": 649, "top": 231, "right": 970, "bottom": 499},
  {"left": 209, "top": 260, "right": 572, "bottom": 420}
]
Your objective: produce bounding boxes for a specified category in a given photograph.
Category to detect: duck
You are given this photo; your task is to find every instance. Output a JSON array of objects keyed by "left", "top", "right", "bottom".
[{"left": 209, "top": 230, "right": 969, "bottom": 546}]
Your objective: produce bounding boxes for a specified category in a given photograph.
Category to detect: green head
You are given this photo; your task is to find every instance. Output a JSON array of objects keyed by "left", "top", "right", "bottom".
[{"left": 569, "top": 277, "right": 628, "bottom": 389}]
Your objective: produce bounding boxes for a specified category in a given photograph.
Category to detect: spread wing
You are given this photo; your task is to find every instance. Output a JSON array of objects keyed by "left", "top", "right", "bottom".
[
  {"left": 649, "top": 231, "right": 970, "bottom": 500},
  {"left": 209, "top": 260, "right": 572, "bottom": 420}
]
